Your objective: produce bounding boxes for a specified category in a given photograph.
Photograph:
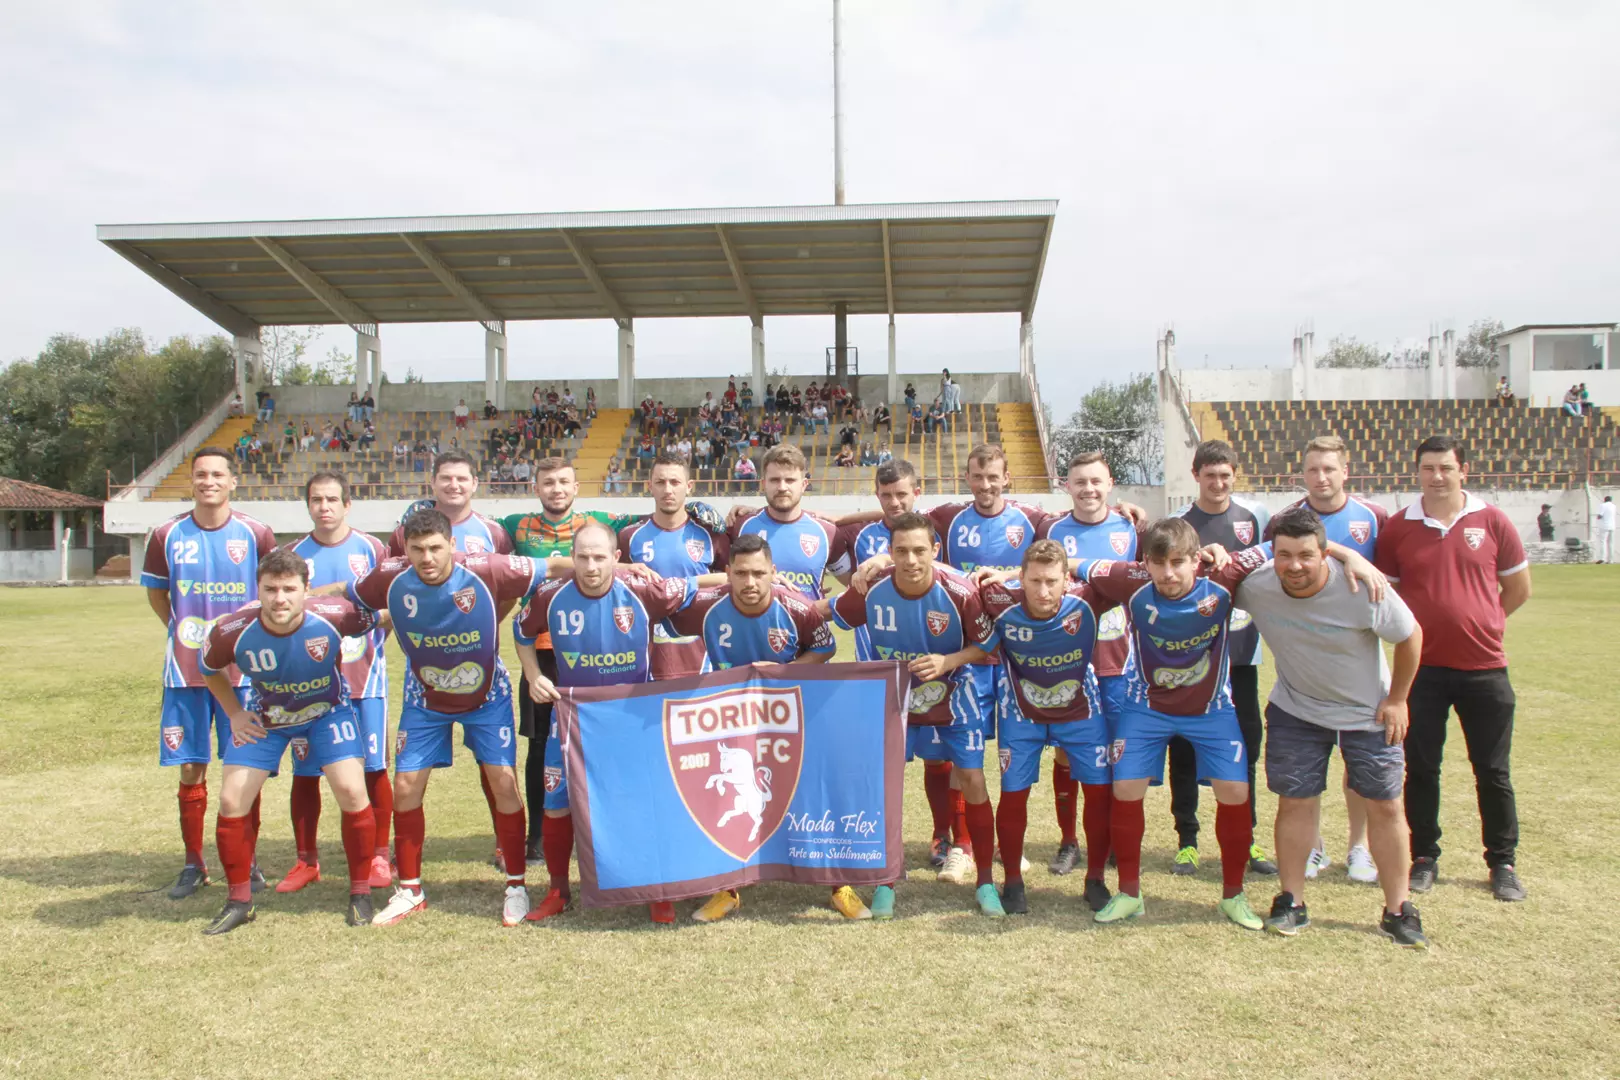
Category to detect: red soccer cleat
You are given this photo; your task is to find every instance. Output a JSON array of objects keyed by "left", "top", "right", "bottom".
[
  {"left": 649, "top": 901, "right": 676, "bottom": 924},
  {"left": 367, "top": 854, "right": 393, "bottom": 890},
  {"left": 275, "top": 860, "right": 320, "bottom": 894},
  {"left": 524, "top": 887, "right": 572, "bottom": 921}
]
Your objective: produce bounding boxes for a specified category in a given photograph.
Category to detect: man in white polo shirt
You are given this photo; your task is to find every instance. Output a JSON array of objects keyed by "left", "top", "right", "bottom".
[
  {"left": 1237, "top": 505, "right": 1428, "bottom": 947},
  {"left": 1597, "top": 495, "right": 1615, "bottom": 563}
]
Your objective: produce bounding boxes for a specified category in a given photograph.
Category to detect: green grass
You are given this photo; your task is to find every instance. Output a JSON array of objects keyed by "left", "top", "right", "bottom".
[{"left": 2, "top": 570, "right": 1618, "bottom": 1078}]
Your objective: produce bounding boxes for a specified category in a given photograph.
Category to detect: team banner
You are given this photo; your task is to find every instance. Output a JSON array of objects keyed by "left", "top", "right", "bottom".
[{"left": 557, "top": 662, "right": 909, "bottom": 907}]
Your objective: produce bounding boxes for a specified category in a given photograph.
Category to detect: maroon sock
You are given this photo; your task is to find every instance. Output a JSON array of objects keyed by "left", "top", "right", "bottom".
[
  {"left": 542, "top": 815, "right": 574, "bottom": 894},
  {"left": 395, "top": 806, "right": 425, "bottom": 890},
  {"left": 289, "top": 775, "right": 322, "bottom": 863},
  {"left": 365, "top": 770, "right": 393, "bottom": 856},
  {"left": 495, "top": 808, "right": 527, "bottom": 886},
  {"left": 246, "top": 794, "right": 262, "bottom": 853},
  {"left": 965, "top": 799, "right": 996, "bottom": 886},
  {"left": 951, "top": 789, "right": 973, "bottom": 854},
  {"left": 1082, "top": 783, "right": 1114, "bottom": 881},
  {"left": 339, "top": 809, "right": 376, "bottom": 896},
  {"left": 178, "top": 781, "right": 207, "bottom": 867},
  {"left": 215, "top": 814, "right": 253, "bottom": 903},
  {"left": 1111, "top": 798, "right": 1145, "bottom": 897},
  {"left": 995, "top": 788, "right": 1030, "bottom": 884},
  {"left": 923, "top": 761, "right": 953, "bottom": 839},
  {"left": 1215, "top": 800, "right": 1253, "bottom": 899},
  {"left": 479, "top": 769, "right": 501, "bottom": 841},
  {"left": 1053, "top": 761, "right": 1079, "bottom": 846}
]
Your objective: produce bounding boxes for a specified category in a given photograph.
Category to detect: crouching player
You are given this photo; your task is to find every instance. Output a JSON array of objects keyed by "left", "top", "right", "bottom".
[
  {"left": 198, "top": 549, "right": 378, "bottom": 934},
  {"left": 978, "top": 539, "right": 1118, "bottom": 915}
]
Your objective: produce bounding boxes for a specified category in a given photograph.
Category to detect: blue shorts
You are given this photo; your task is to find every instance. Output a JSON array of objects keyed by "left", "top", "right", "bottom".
[
  {"left": 542, "top": 726, "right": 570, "bottom": 811},
  {"left": 394, "top": 696, "right": 517, "bottom": 773},
  {"left": 1096, "top": 674, "right": 1128, "bottom": 739},
  {"left": 966, "top": 662, "right": 999, "bottom": 743},
  {"left": 903, "top": 673, "right": 988, "bottom": 769},
  {"left": 222, "top": 705, "right": 365, "bottom": 773},
  {"left": 295, "top": 697, "right": 386, "bottom": 776},
  {"left": 159, "top": 686, "right": 252, "bottom": 766},
  {"left": 998, "top": 710, "right": 1111, "bottom": 791},
  {"left": 1112, "top": 704, "right": 1248, "bottom": 784}
]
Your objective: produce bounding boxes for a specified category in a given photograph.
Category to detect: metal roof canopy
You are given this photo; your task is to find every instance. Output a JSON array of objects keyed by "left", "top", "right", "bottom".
[{"left": 97, "top": 200, "right": 1057, "bottom": 338}]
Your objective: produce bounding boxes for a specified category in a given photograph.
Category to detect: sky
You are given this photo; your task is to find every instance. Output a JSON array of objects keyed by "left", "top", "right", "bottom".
[{"left": 2, "top": 1, "right": 1618, "bottom": 417}]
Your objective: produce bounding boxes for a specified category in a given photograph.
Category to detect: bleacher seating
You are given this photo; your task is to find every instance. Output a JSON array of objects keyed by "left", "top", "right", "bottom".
[{"left": 1196, "top": 399, "right": 1620, "bottom": 492}]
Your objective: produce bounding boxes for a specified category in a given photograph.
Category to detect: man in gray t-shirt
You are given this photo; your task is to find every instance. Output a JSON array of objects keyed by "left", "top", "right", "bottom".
[{"left": 1235, "top": 506, "right": 1429, "bottom": 948}]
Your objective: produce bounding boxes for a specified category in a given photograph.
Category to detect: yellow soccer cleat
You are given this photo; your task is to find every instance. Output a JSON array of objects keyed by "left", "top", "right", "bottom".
[
  {"left": 692, "top": 890, "right": 741, "bottom": 923},
  {"left": 830, "top": 885, "right": 872, "bottom": 920}
]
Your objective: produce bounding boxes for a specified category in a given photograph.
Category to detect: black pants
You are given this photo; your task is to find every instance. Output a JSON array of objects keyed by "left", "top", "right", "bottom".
[
  {"left": 1168, "top": 664, "right": 1264, "bottom": 847},
  {"left": 1404, "top": 665, "right": 1518, "bottom": 868},
  {"left": 519, "top": 648, "right": 559, "bottom": 843}
]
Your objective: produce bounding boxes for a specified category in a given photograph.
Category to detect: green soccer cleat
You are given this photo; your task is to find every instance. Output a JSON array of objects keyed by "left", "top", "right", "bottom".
[
  {"left": 1219, "top": 893, "right": 1264, "bottom": 930},
  {"left": 870, "top": 885, "right": 896, "bottom": 921},
  {"left": 975, "top": 883, "right": 1006, "bottom": 918},
  {"left": 1171, "top": 846, "right": 1199, "bottom": 876},
  {"left": 1094, "top": 891, "right": 1144, "bottom": 924}
]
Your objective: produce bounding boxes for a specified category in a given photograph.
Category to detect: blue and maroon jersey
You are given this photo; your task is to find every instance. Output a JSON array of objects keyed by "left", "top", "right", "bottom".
[
  {"left": 1038, "top": 510, "right": 1141, "bottom": 678},
  {"left": 829, "top": 518, "right": 934, "bottom": 662},
  {"left": 618, "top": 516, "right": 729, "bottom": 576},
  {"left": 388, "top": 509, "right": 511, "bottom": 559},
  {"left": 351, "top": 553, "right": 543, "bottom": 714},
  {"left": 666, "top": 583, "right": 835, "bottom": 667},
  {"left": 1267, "top": 494, "right": 1387, "bottom": 559},
  {"left": 201, "top": 597, "right": 375, "bottom": 727},
  {"left": 1077, "top": 547, "right": 1268, "bottom": 716},
  {"left": 926, "top": 499, "right": 1051, "bottom": 573},
  {"left": 830, "top": 565, "right": 999, "bottom": 726},
  {"left": 979, "top": 579, "right": 1115, "bottom": 722},
  {"left": 515, "top": 570, "right": 697, "bottom": 686},
  {"left": 141, "top": 510, "right": 279, "bottom": 688},
  {"left": 289, "top": 528, "right": 389, "bottom": 699},
  {"left": 731, "top": 509, "right": 838, "bottom": 600}
]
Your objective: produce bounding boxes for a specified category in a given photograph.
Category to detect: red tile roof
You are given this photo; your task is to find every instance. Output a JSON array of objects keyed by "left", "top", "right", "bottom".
[{"left": 0, "top": 477, "right": 104, "bottom": 510}]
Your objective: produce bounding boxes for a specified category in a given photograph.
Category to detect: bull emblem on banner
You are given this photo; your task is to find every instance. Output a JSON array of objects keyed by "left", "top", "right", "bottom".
[{"left": 665, "top": 685, "right": 803, "bottom": 860}]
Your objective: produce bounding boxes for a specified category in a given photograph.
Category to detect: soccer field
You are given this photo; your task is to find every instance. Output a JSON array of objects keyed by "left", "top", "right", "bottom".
[{"left": 1, "top": 570, "right": 1616, "bottom": 1079}]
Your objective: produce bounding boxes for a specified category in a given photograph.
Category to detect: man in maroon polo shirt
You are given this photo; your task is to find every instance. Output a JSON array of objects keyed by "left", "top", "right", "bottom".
[{"left": 1374, "top": 435, "right": 1532, "bottom": 902}]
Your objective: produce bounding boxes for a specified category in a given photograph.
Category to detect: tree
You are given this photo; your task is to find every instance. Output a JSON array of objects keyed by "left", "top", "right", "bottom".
[
  {"left": 283, "top": 345, "right": 355, "bottom": 386},
  {"left": 1456, "top": 319, "right": 1504, "bottom": 368},
  {"left": 259, "top": 326, "right": 321, "bottom": 385},
  {"left": 1049, "top": 373, "right": 1162, "bottom": 485},
  {"left": 1316, "top": 335, "right": 1390, "bottom": 369}
]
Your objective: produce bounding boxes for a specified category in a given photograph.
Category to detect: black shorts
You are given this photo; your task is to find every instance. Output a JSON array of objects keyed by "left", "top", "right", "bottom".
[{"left": 517, "top": 648, "right": 559, "bottom": 740}]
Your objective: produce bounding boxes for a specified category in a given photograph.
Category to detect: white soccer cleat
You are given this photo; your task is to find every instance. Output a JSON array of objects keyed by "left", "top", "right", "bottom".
[
  {"left": 937, "top": 847, "right": 974, "bottom": 885},
  {"left": 1304, "top": 847, "right": 1331, "bottom": 880},
  {"left": 372, "top": 886, "right": 427, "bottom": 926},
  {"left": 1346, "top": 845, "right": 1379, "bottom": 883},
  {"left": 502, "top": 885, "right": 530, "bottom": 927}
]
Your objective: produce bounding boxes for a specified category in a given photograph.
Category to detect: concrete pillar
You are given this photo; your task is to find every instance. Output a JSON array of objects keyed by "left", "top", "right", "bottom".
[
  {"left": 834, "top": 303, "right": 849, "bottom": 384},
  {"left": 750, "top": 319, "right": 766, "bottom": 400},
  {"left": 887, "top": 316, "right": 898, "bottom": 405},
  {"left": 129, "top": 531, "right": 147, "bottom": 583},
  {"left": 59, "top": 524, "right": 71, "bottom": 582},
  {"left": 484, "top": 327, "right": 507, "bottom": 411},
  {"left": 617, "top": 321, "right": 636, "bottom": 410},
  {"left": 1427, "top": 332, "right": 1442, "bottom": 400},
  {"left": 1291, "top": 333, "right": 1305, "bottom": 400},
  {"left": 1301, "top": 330, "right": 1316, "bottom": 400},
  {"left": 498, "top": 337, "right": 509, "bottom": 406},
  {"left": 354, "top": 332, "right": 382, "bottom": 403},
  {"left": 233, "top": 333, "right": 262, "bottom": 400},
  {"left": 1442, "top": 329, "right": 1458, "bottom": 399}
]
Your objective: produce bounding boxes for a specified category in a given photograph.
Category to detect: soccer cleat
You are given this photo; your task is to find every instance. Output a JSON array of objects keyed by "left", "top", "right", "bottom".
[
  {"left": 1248, "top": 845, "right": 1279, "bottom": 876},
  {"left": 167, "top": 864, "right": 211, "bottom": 900},
  {"left": 372, "top": 887, "right": 427, "bottom": 926},
  {"left": 1000, "top": 880, "right": 1028, "bottom": 915},
  {"left": 649, "top": 901, "right": 677, "bottom": 924},
  {"left": 870, "top": 885, "right": 896, "bottom": 921},
  {"left": 975, "top": 882, "right": 1006, "bottom": 918},
  {"left": 276, "top": 860, "right": 320, "bottom": 894},
  {"left": 1048, "top": 842, "right": 1081, "bottom": 876},
  {"left": 927, "top": 835, "right": 951, "bottom": 869},
  {"left": 1083, "top": 878, "right": 1112, "bottom": 912},
  {"left": 368, "top": 855, "right": 393, "bottom": 890},
  {"left": 1094, "top": 891, "right": 1144, "bottom": 924},
  {"left": 1380, "top": 902, "right": 1430, "bottom": 948},
  {"left": 489, "top": 848, "right": 505, "bottom": 871},
  {"left": 1409, "top": 857, "right": 1438, "bottom": 894},
  {"left": 1346, "top": 845, "right": 1379, "bottom": 883},
  {"left": 1265, "top": 893, "right": 1310, "bottom": 936},
  {"left": 1304, "top": 848, "right": 1330, "bottom": 880},
  {"left": 346, "top": 893, "right": 374, "bottom": 927},
  {"left": 249, "top": 863, "right": 267, "bottom": 894},
  {"left": 524, "top": 887, "right": 572, "bottom": 921},
  {"left": 693, "top": 890, "right": 741, "bottom": 923},
  {"left": 502, "top": 885, "right": 531, "bottom": 927},
  {"left": 1171, "top": 846, "right": 1199, "bottom": 876},
  {"left": 1218, "top": 893, "right": 1264, "bottom": 930},
  {"left": 937, "top": 847, "right": 974, "bottom": 885},
  {"left": 525, "top": 837, "right": 542, "bottom": 863},
  {"left": 1490, "top": 865, "right": 1528, "bottom": 902},
  {"left": 203, "top": 899, "right": 255, "bottom": 936},
  {"left": 830, "top": 886, "right": 872, "bottom": 921}
]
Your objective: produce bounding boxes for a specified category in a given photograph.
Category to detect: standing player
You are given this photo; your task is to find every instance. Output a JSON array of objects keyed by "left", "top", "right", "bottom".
[
  {"left": 140, "top": 446, "right": 278, "bottom": 899},
  {"left": 831, "top": 513, "right": 1000, "bottom": 918},
  {"left": 197, "top": 550, "right": 378, "bottom": 934},
  {"left": 282, "top": 472, "right": 393, "bottom": 893},
  {"left": 730, "top": 445, "right": 839, "bottom": 602},
  {"left": 515, "top": 518, "right": 721, "bottom": 923},
  {"left": 1265, "top": 435, "right": 1389, "bottom": 883},
  {"left": 1168, "top": 440, "right": 1277, "bottom": 878},
  {"left": 352, "top": 510, "right": 548, "bottom": 927},
  {"left": 664, "top": 533, "right": 843, "bottom": 922}
]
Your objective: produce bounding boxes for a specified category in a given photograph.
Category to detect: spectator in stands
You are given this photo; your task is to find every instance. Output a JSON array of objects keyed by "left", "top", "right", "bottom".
[
  {"left": 740, "top": 381, "right": 754, "bottom": 414},
  {"left": 337, "top": 420, "right": 354, "bottom": 451},
  {"left": 227, "top": 391, "right": 245, "bottom": 418},
  {"left": 734, "top": 454, "right": 756, "bottom": 482},
  {"left": 300, "top": 423, "right": 315, "bottom": 451},
  {"left": 805, "top": 382, "right": 821, "bottom": 414},
  {"left": 561, "top": 385, "right": 576, "bottom": 409},
  {"left": 851, "top": 395, "right": 866, "bottom": 425},
  {"left": 676, "top": 434, "right": 693, "bottom": 462},
  {"left": 360, "top": 391, "right": 374, "bottom": 422},
  {"left": 497, "top": 457, "right": 515, "bottom": 488},
  {"left": 358, "top": 422, "right": 376, "bottom": 450},
  {"left": 513, "top": 456, "right": 532, "bottom": 487},
  {"left": 777, "top": 384, "right": 792, "bottom": 416},
  {"left": 454, "top": 398, "right": 470, "bottom": 429},
  {"left": 427, "top": 435, "right": 440, "bottom": 457},
  {"left": 859, "top": 441, "right": 878, "bottom": 467},
  {"left": 1496, "top": 376, "right": 1515, "bottom": 407},
  {"left": 1537, "top": 504, "right": 1555, "bottom": 542},
  {"left": 246, "top": 434, "right": 264, "bottom": 462},
  {"left": 541, "top": 404, "right": 560, "bottom": 442},
  {"left": 872, "top": 401, "right": 891, "bottom": 435},
  {"left": 605, "top": 456, "right": 625, "bottom": 494},
  {"left": 941, "top": 369, "right": 962, "bottom": 415},
  {"left": 1579, "top": 383, "right": 1592, "bottom": 414},
  {"left": 839, "top": 420, "right": 859, "bottom": 449},
  {"left": 763, "top": 383, "right": 776, "bottom": 416},
  {"left": 695, "top": 434, "right": 714, "bottom": 465},
  {"left": 447, "top": 435, "right": 460, "bottom": 452},
  {"left": 830, "top": 382, "right": 850, "bottom": 421},
  {"left": 483, "top": 399, "right": 499, "bottom": 420},
  {"left": 927, "top": 397, "right": 945, "bottom": 433},
  {"left": 697, "top": 397, "right": 715, "bottom": 434},
  {"left": 413, "top": 439, "right": 429, "bottom": 472},
  {"left": 546, "top": 386, "right": 560, "bottom": 410},
  {"left": 1563, "top": 385, "right": 1583, "bottom": 417},
  {"left": 876, "top": 441, "right": 893, "bottom": 466},
  {"left": 834, "top": 444, "right": 856, "bottom": 468},
  {"left": 721, "top": 398, "right": 739, "bottom": 432},
  {"left": 909, "top": 401, "right": 924, "bottom": 436},
  {"left": 640, "top": 393, "right": 657, "bottom": 433},
  {"left": 637, "top": 432, "right": 656, "bottom": 465},
  {"left": 562, "top": 405, "right": 582, "bottom": 438},
  {"left": 585, "top": 386, "right": 597, "bottom": 419},
  {"left": 346, "top": 392, "right": 361, "bottom": 423},
  {"left": 256, "top": 391, "right": 275, "bottom": 425},
  {"left": 661, "top": 404, "right": 680, "bottom": 436},
  {"left": 532, "top": 386, "right": 545, "bottom": 419},
  {"left": 903, "top": 382, "right": 917, "bottom": 412},
  {"left": 810, "top": 401, "right": 830, "bottom": 435},
  {"left": 393, "top": 438, "right": 409, "bottom": 463},
  {"left": 281, "top": 420, "right": 298, "bottom": 450}
]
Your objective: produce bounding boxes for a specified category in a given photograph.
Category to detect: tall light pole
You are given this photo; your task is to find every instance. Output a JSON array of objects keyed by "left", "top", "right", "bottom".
[{"left": 832, "top": 0, "right": 849, "bottom": 383}]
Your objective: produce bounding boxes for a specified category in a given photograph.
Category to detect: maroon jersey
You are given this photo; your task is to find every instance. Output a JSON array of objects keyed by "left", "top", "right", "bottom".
[
  {"left": 387, "top": 509, "right": 512, "bottom": 558},
  {"left": 979, "top": 578, "right": 1116, "bottom": 722},
  {"left": 202, "top": 598, "right": 375, "bottom": 725}
]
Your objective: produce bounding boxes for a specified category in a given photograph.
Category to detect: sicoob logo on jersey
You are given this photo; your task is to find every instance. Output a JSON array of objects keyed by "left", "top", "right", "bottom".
[
  {"left": 926, "top": 610, "right": 951, "bottom": 637},
  {"left": 304, "top": 636, "right": 331, "bottom": 662},
  {"left": 1196, "top": 594, "right": 1219, "bottom": 617},
  {"left": 225, "top": 539, "right": 250, "bottom": 564},
  {"left": 799, "top": 533, "right": 821, "bottom": 558},
  {"left": 1233, "top": 522, "right": 1255, "bottom": 546},
  {"left": 1349, "top": 521, "right": 1371, "bottom": 545},
  {"left": 665, "top": 685, "right": 803, "bottom": 861},
  {"left": 612, "top": 606, "right": 635, "bottom": 633},
  {"left": 766, "top": 627, "right": 793, "bottom": 654},
  {"left": 452, "top": 587, "right": 477, "bottom": 614}
]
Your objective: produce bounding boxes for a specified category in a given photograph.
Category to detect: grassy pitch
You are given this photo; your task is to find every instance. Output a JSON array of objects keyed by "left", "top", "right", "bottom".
[{"left": 1, "top": 568, "right": 1617, "bottom": 1079}]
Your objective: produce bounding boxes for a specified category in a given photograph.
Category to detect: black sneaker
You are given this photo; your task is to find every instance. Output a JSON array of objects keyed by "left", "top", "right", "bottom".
[
  {"left": 1048, "top": 842, "right": 1081, "bottom": 876},
  {"left": 927, "top": 835, "right": 951, "bottom": 870},
  {"left": 1000, "top": 880, "right": 1028, "bottom": 915},
  {"left": 1083, "top": 878, "right": 1112, "bottom": 912},
  {"left": 1490, "top": 864, "right": 1527, "bottom": 902},
  {"left": 249, "top": 863, "right": 267, "bottom": 894},
  {"left": 1379, "top": 901, "right": 1429, "bottom": 948},
  {"left": 1409, "top": 857, "right": 1438, "bottom": 894},
  {"left": 167, "top": 864, "right": 211, "bottom": 900},
  {"left": 1248, "top": 845, "right": 1279, "bottom": 876},
  {"left": 525, "top": 837, "right": 542, "bottom": 863},
  {"left": 1264, "top": 892, "right": 1310, "bottom": 936},
  {"left": 347, "top": 893, "right": 375, "bottom": 927},
  {"left": 203, "top": 899, "right": 255, "bottom": 936}
]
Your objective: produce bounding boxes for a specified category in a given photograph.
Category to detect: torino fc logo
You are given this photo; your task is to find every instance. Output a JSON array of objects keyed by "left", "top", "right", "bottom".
[
  {"left": 799, "top": 533, "right": 821, "bottom": 558},
  {"left": 1110, "top": 532, "right": 1131, "bottom": 555},
  {"left": 926, "top": 610, "right": 951, "bottom": 637},
  {"left": 452, "top": 587, "right": 477, "bottom": 614},
  {"left": 613, "top": 606, "right": 635, "bottom": 633},
  {"left": 766, "top": 627, "right": 793, "bottom": 654},
  {"left": 1232, "top": 522, "right": 1255, "bottom": 546},
  {"left": 1463, "top": 527, "right": 1485, "bottom": 550},
  {"left": 665, "top": 685, "right": 804, "bottom": 860},
  {"left": 685, "top": 538, "right": 707, "bottom": 563},
  {"left": 464, "top": 537, "right": 487, "bottom": 555},
  {"left": 1196, "top": 593, "right": 1220, "bottom": 617},
  {"left": 304, "top": 636, "right": 331, "bottom": 662},
  {"left": 225, "top": 539, "right": 250, "bottom": 564},
  {"left": 1348, "top": 521, "right": 1371, "bottom": 546},
  {"left": 348, "top": 554, "right": 371, "bottom": 578},
  {"left": 1005, "top": 525, "right": 1026, "bottom": 547}
]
